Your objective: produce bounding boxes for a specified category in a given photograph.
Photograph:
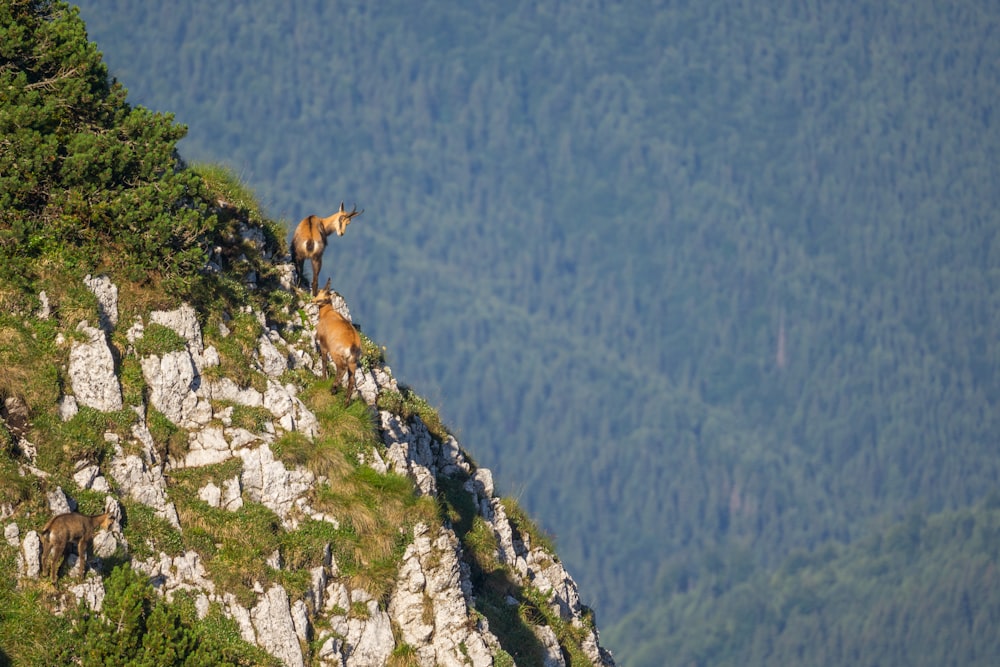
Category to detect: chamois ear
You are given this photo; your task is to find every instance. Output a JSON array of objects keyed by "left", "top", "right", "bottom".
[
  {"left": 339, "top": 201, "right": 346, "bottom": 212},
  {"left": 323, "top": 278, "right": 332, "bottom": 291}
]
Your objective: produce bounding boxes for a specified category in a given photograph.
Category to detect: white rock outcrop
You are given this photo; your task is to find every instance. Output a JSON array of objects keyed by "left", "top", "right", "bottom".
[
  {"left": 84, "top": 273, "right": 119, "bottom": 331},
  {"left": 251, "top": 585, "right": 306, "bottom": 667},
  {"left": 389, "top": 523, "right": 496, "bottom": 666},
  {"left": 68, "top": 321, "right": 123, "bottom": 412}
]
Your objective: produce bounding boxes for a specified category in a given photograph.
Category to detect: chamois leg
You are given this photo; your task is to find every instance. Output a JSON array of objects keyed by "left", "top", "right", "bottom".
[
  {"left": 293, "top": 255, "right": 305, "bottom": 290},
  {"left": 41, "top": 541, "right": 52, "bottom": 583},
  {"left": 328, "top": 361, "right": 342, "bottom": 397},
  {"left": 317, "top": 349, "right": 329, "bottom": 379},
  {"left": 310, "top": 257, "right": 322, "bottom": 296},
  {"left": 343, "top": 366, "right": 356, "bottom": 406},
  {"left": 46, "top": 536, "right": 66, "bottom": 583},
  {"left": 76, "top": 536, "right": 89, "bottom": 578}
]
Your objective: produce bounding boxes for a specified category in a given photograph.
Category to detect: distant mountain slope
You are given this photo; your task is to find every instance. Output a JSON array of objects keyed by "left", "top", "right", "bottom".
[
  {"left": 620, "top": 497, "right": 1000, "bottom": 667},
  {"left": 72, "top": 1, "right": 1000, "bottom": 664}
]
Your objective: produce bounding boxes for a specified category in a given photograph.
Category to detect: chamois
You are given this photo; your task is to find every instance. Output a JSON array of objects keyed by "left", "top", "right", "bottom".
[
  {"left": 312, "top": 279, "right": 362, "bottom": 405},
  {"left": 40, "top": 511, "right": 113, "bottom": 583},
  {"left": 292, "top": 202, "right": 363, "bottom": 295}
]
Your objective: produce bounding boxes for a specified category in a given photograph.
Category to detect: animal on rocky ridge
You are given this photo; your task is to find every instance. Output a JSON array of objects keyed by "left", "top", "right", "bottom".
[
  {"left": 312, "top": 278, "right": 362, "bottom": 405},
  {"left": 39, "top": 511, "right": 113, "bottom": 583},
  {"left": 291, "top": 202, "right": 363, "bottom": 295}
]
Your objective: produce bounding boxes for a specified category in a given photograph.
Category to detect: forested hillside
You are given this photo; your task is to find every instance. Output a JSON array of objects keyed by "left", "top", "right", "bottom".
[{"left": 71, "top": 1, "right": 1000, "bottom": 664}]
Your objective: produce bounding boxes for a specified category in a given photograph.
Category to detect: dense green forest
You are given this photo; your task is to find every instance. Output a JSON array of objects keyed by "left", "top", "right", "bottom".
[
  {"left": 55, "top": 0, "right": 1000, "bottom": 663},
  {"left": 623, "top": 495, "right": 1000, "bottom": 666}
]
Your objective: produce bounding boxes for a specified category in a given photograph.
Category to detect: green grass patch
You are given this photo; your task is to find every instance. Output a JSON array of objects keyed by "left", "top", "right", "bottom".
[
  {"left": 476, "top": 589, "right": 549, "bottom": 666},
  {"left": 228, "top": 404, "right": 275, "bottom": 434},
  {"left": 0, "top": 545, "right": 76, "bottom": 664},
  {"left": 358, "top": 331, "right": 386, "bottom": 373},
  {"left": 118, "top": 355, "right": 146, "bottom": 406},
  {"left": 376, "top": 385, "right": 451, "bottom": 443},
  {"left": 171, "top": 591, "right": 283, "bottom": 666},
  {"left": 387, "top": 640, "right": 422, "bottom": 667},
  {"left": 0, "top": 443, "right": 38, "bottom": 508},
  {"left": 132, "top": 321, "right": 189, "bottom": 357},
  {"left": 192, "top": 164, "right": 273, "bottom": 232},
  {"left": 296, "top": 380, "right": 382, "bottom": 467},
  {"left": 173, "top": 498, "right": 283, "bottom": 607},
  {"left": 500, "top": 497, "right": 557, "bottom": 555},
  {"left": 51, "top": 565, "right": 275, "bottom": 666},
  {"left": 170, "top": 457, "right": 244, "bottom": 490},
  {"left": 0, "top": 314, "right": 62, "bottom": 414},
  {"left": 30, "top": 406, "right": 136, "bottom": 481},
  {"left": 120, "top": 499, "right": 185, "bottom": 560},
  {"left": 203, "top": 310, "right": 268, "bottom": 391},
  {"left": 310, "top": 470, "right": 437, "bottom": 605},
  {"left": 146, "top": 407, "right": 190, "bottom": 463},
  {"left": 521, "top": 586, "right": 593, "bottom": 664}
]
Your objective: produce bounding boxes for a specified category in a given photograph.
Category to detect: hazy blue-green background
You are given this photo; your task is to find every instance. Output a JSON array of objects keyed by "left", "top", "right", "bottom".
[{"left": 71, "top": 1, "right": 1000, "bottom": 663}]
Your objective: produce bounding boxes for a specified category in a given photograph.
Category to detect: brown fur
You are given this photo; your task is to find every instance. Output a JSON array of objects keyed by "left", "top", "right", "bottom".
[
  {"left": 292, "top": 201, "right": 363, "bottom": 295},
  {"left": 312, "top": 279, "right": 362, "bottom": 405},
  {"left": 40, "top": 511, "right": 113, "bottom": 583}
]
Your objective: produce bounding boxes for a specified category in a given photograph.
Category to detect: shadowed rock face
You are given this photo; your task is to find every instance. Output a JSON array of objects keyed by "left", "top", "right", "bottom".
[{"left": 10, "top": 269, "right": 616, "bottom": 667}]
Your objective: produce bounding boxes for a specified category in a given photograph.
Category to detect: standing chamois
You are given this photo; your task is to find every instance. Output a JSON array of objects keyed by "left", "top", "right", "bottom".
[
  {"left": 292, "top": 202, "right": 363, "bottom": 296},
  {"left": 40, "top": 511, "right": 113, "bottom": 583},
  {"left": 312, "top": 279, "right": 362, "bottom": 405}
]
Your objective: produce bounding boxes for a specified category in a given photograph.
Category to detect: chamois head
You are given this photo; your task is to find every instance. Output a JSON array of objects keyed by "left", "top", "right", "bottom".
[{"left": 327, "top": 201, "right": 363, "bottom": 237}]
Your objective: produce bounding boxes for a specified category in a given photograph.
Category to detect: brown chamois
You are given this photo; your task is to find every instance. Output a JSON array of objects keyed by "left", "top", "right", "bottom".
[
  {"left": 292, "top": 201, "right": 363, "bottom": 295},
  {"left": 40, "top": 511, "right": 113, "bottom": 583},
  {"left": 312, "top": 279, "right": 362, "bottom": 405}
]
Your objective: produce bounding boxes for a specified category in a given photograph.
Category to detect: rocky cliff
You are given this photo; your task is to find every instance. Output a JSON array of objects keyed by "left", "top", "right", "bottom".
[{"left": 2, "top": 215, "right": 616, "bottom": 666}]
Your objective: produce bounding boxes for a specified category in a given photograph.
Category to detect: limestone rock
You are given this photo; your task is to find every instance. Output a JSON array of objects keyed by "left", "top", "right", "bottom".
[
  {"left": 68, "top": 577, "right": 106, "bottom": 612},
  {"left": 199, "top": 481, "right": 222, "bottom": 507},
  {"left": 73, "top": 463, "right": 100, "bottom": 490},
  {"left": 535, "top": 624, "right": 567, "bottom": 667},
  {"left": 380, "top": 412, "right": 438, "bottom": 496},
  {"left": 389, "top": 523, "right": 496, "bottom": 666},
  {"left": 222, "top": 592, "right": 258, "bottom": 645},
  {"left": 150, "top": 304, "right": 203, "bottom": 357},
  {"left": 4, "top": 523, "right": 19, "bottom": 547},
  {"left": 141, "top": 350, "right": 204, "bottom": 428},
  {"left": 19, "top": 530, "right": 41, "bottom": 578},
  {"left": 222, "top": 476, "right": 244, "bottom": 510},
  {"left": 108, "top": 445, "right": 179, "bottom": 528},
  {"left": 84, "top": 274, "right": 119, "bottom": 331},
  {"left": 47, "top": 487, "right": 74, "bottom": 515},
  {"left": 135, "top": 551, "right": 216, "bottom": 599},
  {"left": 341, "top": 593, "right": 394, "bottom": 667},
  {"left": 183, "top": 426, "right": 233, "bottom": 468},
  {"left": 13, "top": 284, "right": 619, "bottom": 666},
  {"left": 251, "top": 584, "right": 305, "bottom": 667},
  {"left": 239, "top": 445, "right": 314, "bottom": 526},
  {"left": 69, "top": 321, "right": 122, "bottom": 412},
  {"left": 258, "top": 332, "right": 290, "bottom": 378},
  {"left": 58, "top": 394, "right": 79, "bottom": 422},
  {"left": 206, "top": 377, "right": 263, "bottom": 408}
]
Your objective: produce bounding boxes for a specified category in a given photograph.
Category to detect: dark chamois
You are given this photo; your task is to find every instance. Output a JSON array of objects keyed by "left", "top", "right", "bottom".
[
  {"left": 40, "top": 511, "right": 113, "bottom": 583},
  {"left": 292, "top": 202, "right": 363, "bottom": 295},
  {"left": 312, "top": 279, "right": 362, "bottom": 405}
]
